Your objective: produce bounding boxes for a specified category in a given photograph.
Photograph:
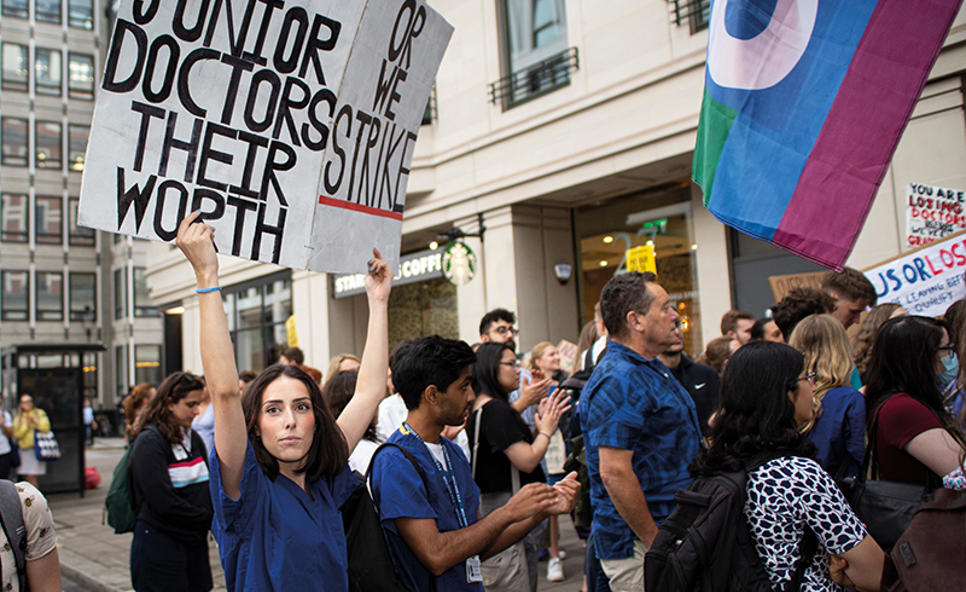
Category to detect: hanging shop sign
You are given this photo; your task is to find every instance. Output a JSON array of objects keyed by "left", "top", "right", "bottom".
[
  {"left": 333, "top": 248, "right": 443, "bottom": 297},
  {"left": 442, "top": 241, "right": 476, "bottom": 286}
]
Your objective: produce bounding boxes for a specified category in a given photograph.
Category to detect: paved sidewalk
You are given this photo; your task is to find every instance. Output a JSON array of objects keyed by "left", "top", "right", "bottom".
[{"left": 47, "top": 438, "right": 587, "bottom": 591}]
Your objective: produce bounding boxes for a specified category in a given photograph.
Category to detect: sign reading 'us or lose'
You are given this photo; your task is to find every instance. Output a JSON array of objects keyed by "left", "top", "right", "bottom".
[{"left": 79, "top": 0, "right": 452, "bottom": 274}]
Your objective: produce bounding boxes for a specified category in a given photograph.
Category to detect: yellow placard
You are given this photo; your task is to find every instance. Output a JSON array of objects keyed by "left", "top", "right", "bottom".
[
  {"left": 285, "top": 314, "right": 298, "bottom": 347},
  {"left": 626, "top": 245, "right": 657, "bottom": 274}
]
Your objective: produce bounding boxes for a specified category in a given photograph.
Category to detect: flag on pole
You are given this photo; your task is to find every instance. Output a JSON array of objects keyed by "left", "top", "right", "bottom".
[{"left": 693, "top": 0, "right": 963, "bottom": 271}]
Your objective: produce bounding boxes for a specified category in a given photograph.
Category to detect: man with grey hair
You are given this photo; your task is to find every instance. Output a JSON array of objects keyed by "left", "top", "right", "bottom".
[{"left": 580, "top": 272, "right": 701, "bottom": 591}]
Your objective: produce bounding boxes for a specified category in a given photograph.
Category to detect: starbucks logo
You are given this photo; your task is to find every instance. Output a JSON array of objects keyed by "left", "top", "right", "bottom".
[{"left": 442, "top": 241, "right": 477, "bottom": 286}]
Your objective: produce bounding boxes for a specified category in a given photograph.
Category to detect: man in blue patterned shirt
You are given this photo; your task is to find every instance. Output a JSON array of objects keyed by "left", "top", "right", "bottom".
[{"left": 580, "top": 272, "right": 702, "bottom": 591}]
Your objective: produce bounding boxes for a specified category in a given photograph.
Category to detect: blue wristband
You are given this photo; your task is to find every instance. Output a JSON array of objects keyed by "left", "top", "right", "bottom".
[{"left": 195, "top": 286, "right": 222, "bottom": 294}]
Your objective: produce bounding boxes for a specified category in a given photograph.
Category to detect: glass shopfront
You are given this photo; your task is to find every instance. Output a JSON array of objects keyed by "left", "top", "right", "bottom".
[
  {"left": 223, "top": 271, "right": 292, "bottom": 373},
  {"left": 575, "top": 182, "right": 704, "bottom": 355}
]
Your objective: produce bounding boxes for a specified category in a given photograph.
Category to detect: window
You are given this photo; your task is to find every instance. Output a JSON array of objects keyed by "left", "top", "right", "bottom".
[
  {"left": 133, "top": 267, "right": 159, "bottom": 317},
  {"left": 35, "top": 0, "right": 60, "bottom": 23},
  {"left": 1, "top": 194, "right": 29, "bottom": 243},
  {"left": 69, "top": 272, "right": 96, "bottom": 321},
  {"left": 115, "top": 345, "right": 127, "bottom": 398},
  {"left": 35, "top": 121, "right": 62, "bottom": 170},
  {"left": 68, "top": 0, "right": 92, "bottom": 29},
  {"left": 491, "top": 0, "right": 574, "bottom": 108},
  {"left": 1, "top": 43, "right": 29, "bottom": 92},
  {"left": 1, "top": 118, "right": 28, "bottom": 167},
  {"left": 1, "top": 271, "right": 29, "bottom": 321},
  {"left": 134, "top": 345, "right": 162, "bottom": 386},
  {"left": 114, "top": 267, "right": 126, "bottom": 319},
  {"left": 35, "top": 271, "right": 63, "bottom": 321},
  {"left": 68, "top": 53, "right": 94, "bottom": 98},
  {"left": 35, "top": 48, "right": 62, "bottom": 96},
  {"left": 68, "top": 125, "right": 89, "bottom": 172},
  {"left": 69, "top": 197, "right": 94, "bottom": 245},
  {"left": 1, "top": 0, "right": 28, "bottom": 18},
  {"left": 35, "top": 195, "right": 63, "bottom": 244},
  {"left": 224, "top": 272, "right": 293, "bottom": 371}
]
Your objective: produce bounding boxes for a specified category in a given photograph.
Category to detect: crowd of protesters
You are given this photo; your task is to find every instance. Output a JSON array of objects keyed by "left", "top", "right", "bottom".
[{"left": 95, "top": 214, "right": 966, "bottom": 592}]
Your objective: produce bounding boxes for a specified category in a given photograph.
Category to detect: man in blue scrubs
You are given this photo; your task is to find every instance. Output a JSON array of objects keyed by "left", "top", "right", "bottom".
[{"left": 370, "top": 336, "right": 579, "bottom": 592}]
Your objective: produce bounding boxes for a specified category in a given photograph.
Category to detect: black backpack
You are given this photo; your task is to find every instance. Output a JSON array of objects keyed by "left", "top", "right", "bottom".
[
  {"left": 644, "top": 456, "right": 818, "bottom": 592},
  {"left": 340, "top": 442, "right": 432, "bottom": 592}
]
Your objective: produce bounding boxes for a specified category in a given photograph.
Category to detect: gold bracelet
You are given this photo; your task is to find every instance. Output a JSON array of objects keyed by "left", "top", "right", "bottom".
[{"left": 537, "top": 431, "right": 552, "bottom": 439}]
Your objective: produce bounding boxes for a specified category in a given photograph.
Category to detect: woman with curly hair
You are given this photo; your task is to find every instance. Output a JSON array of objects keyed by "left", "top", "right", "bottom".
[
  {"left": 788, "top": 314, "right": 866, "bottom": 478},
  {"left": 128, "top": 371, "right": 212, "bottom": 591},
  {"left": 850, "top": 303, "right": 904, "bottom": 381},
  {"left": 123, "top": 384, "right": 156, "bottom": 443},
  {"left": 692, "top": 342, "right": 883, "bottom": 591}
]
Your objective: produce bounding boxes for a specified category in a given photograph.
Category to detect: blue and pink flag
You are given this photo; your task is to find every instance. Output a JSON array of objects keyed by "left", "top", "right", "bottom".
[{"left": 694, "top": 0, "right": 963, "bottom": 270}]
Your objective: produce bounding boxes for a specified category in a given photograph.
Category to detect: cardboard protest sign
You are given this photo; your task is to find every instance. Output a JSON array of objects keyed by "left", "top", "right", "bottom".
[
  {"left": 768, "top": 272, "right": 823, "bottom": 302},
  {"left": 863, "top": 230, "right": 966, "bottom": 318},
  {"left": 905, "top": 182, "right": 966, "bottom": 249},
  {"left": 79, "top": 0, "right": 452, "bottom": 274},
  {"left": 307, "top": 0, "right": 450, "bottom": 272}
]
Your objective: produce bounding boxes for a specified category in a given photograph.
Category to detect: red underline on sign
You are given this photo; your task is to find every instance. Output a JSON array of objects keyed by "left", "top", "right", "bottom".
[{"left": 318, "top": 195, "right": 403, "bottom": 221}]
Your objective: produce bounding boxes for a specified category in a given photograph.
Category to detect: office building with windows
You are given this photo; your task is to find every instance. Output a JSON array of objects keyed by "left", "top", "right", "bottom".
[
  {"left": 142, "top": 1, "right": 966, "bottom": 373},
  {"left": 1, "top": 0, "right": 164, "bottom": 414}
]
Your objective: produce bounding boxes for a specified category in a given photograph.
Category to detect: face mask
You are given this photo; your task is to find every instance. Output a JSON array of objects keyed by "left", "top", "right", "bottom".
[{"left": 938, "top": 354, "right": 959, "bottom": 388}]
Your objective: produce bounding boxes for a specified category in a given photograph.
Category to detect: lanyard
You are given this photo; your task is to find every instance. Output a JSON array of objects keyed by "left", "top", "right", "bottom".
[{"left": 401, "top": 422, "right": 470, "bottom": 529}]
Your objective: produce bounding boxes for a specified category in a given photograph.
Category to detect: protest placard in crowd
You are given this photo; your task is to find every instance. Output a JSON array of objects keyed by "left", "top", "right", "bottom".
[
  {"left": 905, "top": 182, "right": 966, "bottom": 248},
  {"left": 79, "top": 0, "right": 452, "bottom": 273},
  {"left": 863, "top": 230, "right": 966, "bottom": 317}
]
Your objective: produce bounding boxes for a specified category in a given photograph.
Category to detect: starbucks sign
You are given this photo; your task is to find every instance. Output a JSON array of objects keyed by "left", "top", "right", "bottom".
[{"left": 442, "top": 241, "right": 477, "bottom": 286}]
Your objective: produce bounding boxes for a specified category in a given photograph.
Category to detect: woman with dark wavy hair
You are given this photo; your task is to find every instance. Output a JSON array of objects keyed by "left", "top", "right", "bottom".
[
  {"left": 176, "top": 212, "right": 391, "bottom": 591},
  {"left": 863, "top": 315, "right": 966, "bottom": 486},
  {"left": 128, "top": 371, "right": 212, "bottom": 592},
  {"left": 693, "top": 342, "right": 883, "bottom": 592}
]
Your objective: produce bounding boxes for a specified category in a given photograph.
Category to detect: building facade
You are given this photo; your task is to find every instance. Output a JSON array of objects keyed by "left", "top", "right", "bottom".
[
  {"left": 0, "top": 0, "right": 164, "bottom": 415},
  {"left": 142, "top": 0, "right": 966, "bottom": 375}
]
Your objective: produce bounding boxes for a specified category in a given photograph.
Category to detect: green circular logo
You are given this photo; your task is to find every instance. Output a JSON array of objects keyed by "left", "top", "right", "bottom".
[{"left": 442, "top": 241, "right": 477, "bottom": 286}]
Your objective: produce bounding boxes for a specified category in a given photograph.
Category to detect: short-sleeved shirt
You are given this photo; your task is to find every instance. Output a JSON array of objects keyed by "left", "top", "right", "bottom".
[
  {"left": 875, "top": 393, "right": 946, "bottom": 484},
  {"left": 746, "top": 457, "right": 867, "bottom": 591},
  {"left": 580, "top": 341, "right": 701, "bottom": 559},
  {"left": 466, "top": 398, "right": 545, "bottom": 493},
  {"left": 806, "top": 386, "right": 866, "bottom": 479},
  {"left": 371, "top": 430, "right": 484, "bottom": 592},
  {"left": 209, "top": 442, "right": 358, "bottom": 591},
  {"left": 0, "top": 482, "right": 56, "bottom": 592}
]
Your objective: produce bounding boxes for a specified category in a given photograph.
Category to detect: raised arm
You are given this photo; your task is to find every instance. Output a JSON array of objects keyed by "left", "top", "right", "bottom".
[
  {"left": 337, "top": 250, "right": 391, "bottom": 451},
  {"left": 176, "top": 212, "right": 247, "bottom": 499}
]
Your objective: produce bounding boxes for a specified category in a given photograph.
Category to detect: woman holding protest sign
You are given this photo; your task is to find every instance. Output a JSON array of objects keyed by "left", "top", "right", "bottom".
[{"left": 175, "top": 211, "right": 391, "bottom": 591}]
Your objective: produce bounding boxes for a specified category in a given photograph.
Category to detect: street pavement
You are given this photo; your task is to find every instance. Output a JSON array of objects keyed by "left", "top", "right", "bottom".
[{"left": 47, "top": 437, "right": 588, "bottom": 591}]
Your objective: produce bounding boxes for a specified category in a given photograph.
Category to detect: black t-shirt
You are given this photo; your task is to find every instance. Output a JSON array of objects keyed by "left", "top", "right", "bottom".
[{"left": 468, "top": 398, "right": 546, "bottom": 493}]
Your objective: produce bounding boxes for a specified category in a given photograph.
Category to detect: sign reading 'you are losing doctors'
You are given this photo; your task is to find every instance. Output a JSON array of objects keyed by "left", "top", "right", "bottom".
[
  {"left": 906, "top": 182, "right": 966, "bottom": 248},
  {"left": 864, "top": 230, "right": 966, "bottom": 318},
  {"left": 79, "top": 0, "right": 452, "bottom": 274}
]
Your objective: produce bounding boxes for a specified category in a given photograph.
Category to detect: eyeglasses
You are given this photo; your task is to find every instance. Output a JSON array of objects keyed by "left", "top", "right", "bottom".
[
  {"left": 492, "top": 326, "right": 517, "bottom": 336},
  {"left": 938, "top": 344, "right": 957, "bottom": 359},
  {"left": 797, "top": 371, "right": 817, "bottom": 386},
  {"left": 499, "top": 361, "right": 521, "bottom": 369}
]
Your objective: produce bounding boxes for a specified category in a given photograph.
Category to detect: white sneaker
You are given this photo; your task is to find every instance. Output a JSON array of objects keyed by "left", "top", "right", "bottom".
[{"left": 547, "top": 557, "right": 564, "bottom": 582}]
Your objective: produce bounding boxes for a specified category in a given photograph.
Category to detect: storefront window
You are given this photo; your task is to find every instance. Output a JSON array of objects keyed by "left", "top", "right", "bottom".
[
  {"left": 134, "top": 345, "right": 162, "bottom": 386},
  {"left": 388, "top": 277, "right": 458, "bottom": 346},
  {"left": 576, "top": 188, "right": 703, "bottom": 355},
  {"left": 223, "top": 272, "right": 292, "bottom": 372}
]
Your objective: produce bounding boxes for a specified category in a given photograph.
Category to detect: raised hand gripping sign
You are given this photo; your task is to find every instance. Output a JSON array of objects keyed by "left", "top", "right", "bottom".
[{"left": 79, "top": 0, "right": 452, "bottom": 274}]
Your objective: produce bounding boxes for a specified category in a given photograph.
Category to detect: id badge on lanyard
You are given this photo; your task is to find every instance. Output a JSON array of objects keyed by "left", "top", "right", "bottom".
[{"left": 465, "top": 554, "right": 482, "bottom": 583}]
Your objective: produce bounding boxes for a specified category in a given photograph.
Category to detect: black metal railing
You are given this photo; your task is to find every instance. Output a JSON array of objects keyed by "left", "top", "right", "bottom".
[
  {"left": 667, "top": 0, "right": 710, "bottom": 33},
  {"left": 488, "top": 46, "right": 579, "bottom": 109}
]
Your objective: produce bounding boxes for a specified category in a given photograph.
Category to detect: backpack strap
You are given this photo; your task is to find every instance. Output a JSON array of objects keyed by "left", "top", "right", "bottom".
[
  {"left": 366, "top": 442, "right": 431, "bottom": 493},
  {"left": 785, "top": 528, "right": 818, "bottom": 592},
  {"left": 0, "top": 480, "right": 27, "bottom": 592}
]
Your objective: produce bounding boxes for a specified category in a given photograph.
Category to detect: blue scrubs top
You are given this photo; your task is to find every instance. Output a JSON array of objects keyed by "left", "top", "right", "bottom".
[
  {"left": 210, "top": 443, "right": 357, "bottom": 591},
  {"left": 370, "top": 430, "right": 484, "bottom": 592}
]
